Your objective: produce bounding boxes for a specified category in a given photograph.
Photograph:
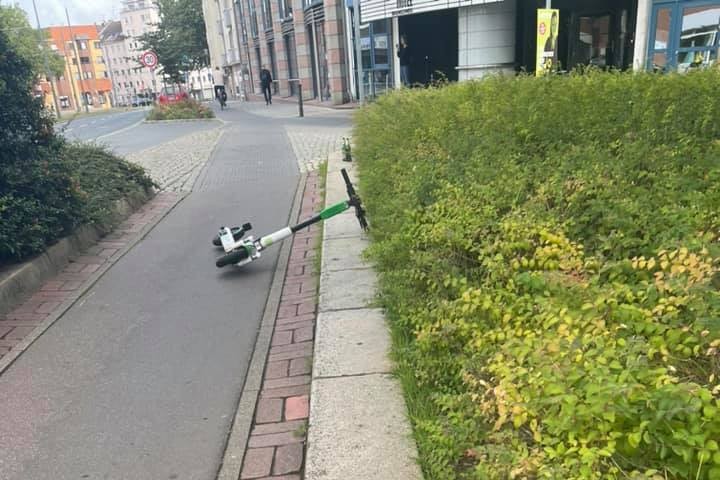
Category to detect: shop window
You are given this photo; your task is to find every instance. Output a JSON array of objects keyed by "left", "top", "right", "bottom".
[
  {"left": 360, "top": 20, "right": 393, "bottom": 97},
  {"left": 570, "top": 15, "right": 611, "bottom": 68},
  {"left": 648, "top": 2, "right": 720, "bottom": 72}
]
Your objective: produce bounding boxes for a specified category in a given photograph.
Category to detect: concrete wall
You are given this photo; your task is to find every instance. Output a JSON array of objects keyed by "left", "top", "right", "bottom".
[{"left": 457, "top": 0, "right": 516, "bottom": 80}]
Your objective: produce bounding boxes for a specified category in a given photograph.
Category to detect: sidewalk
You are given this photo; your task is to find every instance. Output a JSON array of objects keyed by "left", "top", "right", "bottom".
[
  {"left": 305, "top": 153, "right": 422, "bottom": 479},
  {"left": 233, "top": 150, "right": 422, "bottom": 479}
]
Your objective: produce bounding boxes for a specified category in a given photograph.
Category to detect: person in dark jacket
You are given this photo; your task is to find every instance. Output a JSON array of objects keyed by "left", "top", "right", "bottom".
[
  {"left": 397, "top": 35, "right": 411, "bottom": 87},
  {"left": 260, "top": 66, "right": 273, "bottom": 105}
]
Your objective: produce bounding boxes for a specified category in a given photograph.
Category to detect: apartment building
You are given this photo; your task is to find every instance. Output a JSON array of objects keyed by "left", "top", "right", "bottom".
[
  {"left": 44, "top": 25, "right": 112, "bottom": 112},
  {"left": 101, "top": 0, "right": 215, "bottom": 105}
]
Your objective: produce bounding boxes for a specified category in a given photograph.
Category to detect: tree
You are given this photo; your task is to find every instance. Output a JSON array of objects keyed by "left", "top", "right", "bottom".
[
  {"left": 0, "top": 6, "right": 64, "bottom": 78},
  {"left": 139, "top": 0, "right": 209, "bottom": 84}
]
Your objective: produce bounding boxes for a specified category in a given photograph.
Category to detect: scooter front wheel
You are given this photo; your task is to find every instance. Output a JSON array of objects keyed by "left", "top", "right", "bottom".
[{"left": 216, "top": 248, "right": 250, "bottom": 268}]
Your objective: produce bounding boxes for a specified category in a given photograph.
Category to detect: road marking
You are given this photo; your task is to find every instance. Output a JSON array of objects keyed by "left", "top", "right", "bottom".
[{"left": 94, "top": 117, "right": 145, "bottom": 140}]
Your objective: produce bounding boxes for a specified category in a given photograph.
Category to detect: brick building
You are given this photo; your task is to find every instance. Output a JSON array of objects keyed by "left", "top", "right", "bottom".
[{"left": 203, "top": 0, "right": 353, "bottom": 105}]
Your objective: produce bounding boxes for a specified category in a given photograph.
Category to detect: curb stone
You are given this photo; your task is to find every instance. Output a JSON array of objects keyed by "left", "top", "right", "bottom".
[{"left": 304, "top": 151, "right": 423, "bottom": 480}]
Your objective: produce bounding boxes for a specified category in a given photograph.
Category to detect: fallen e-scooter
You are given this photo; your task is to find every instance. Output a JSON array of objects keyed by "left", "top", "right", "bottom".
[{"left": 213, "top": 168, "right": 368, "bottom": 268}]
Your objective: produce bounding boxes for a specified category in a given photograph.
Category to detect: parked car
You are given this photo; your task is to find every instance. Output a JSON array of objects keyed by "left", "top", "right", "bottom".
[
  {"left": 131, "top": 95, "right": 153, "bottom": 107},
  {"left": 158, "top": 85, "right": 189, "bottom": 105}
]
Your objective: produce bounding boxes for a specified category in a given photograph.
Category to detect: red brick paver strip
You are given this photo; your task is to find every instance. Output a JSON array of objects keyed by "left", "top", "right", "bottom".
[
  {"left": 0, "top": 192, "right": 181, "bottom": 364},
  {"left": 239, "top": 171, "right": 322, "bottom": 480}
]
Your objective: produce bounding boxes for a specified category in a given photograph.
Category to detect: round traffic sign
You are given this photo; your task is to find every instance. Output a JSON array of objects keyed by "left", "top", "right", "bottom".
[{"left": 140, "top": 51, "right": 158, "bottom": 69}]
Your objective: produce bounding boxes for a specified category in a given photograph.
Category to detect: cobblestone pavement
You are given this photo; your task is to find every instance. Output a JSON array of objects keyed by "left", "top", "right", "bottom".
[
  {"left": 125, "top": 127, "right": 224, "bottom": 191},
  {"left": 235, "top": 102, "right": 352, "bottom": 173},
  {"left": 240, "top": 171, "right": 322, "bottom": 480},
  {"left": 286, "top": 127, "right": 349, "bottom": 172}
]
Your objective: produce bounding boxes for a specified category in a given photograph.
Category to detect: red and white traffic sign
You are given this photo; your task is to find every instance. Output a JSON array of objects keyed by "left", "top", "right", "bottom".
[{"left": 140, "top": 50, "right": 158, "bottom": 69}]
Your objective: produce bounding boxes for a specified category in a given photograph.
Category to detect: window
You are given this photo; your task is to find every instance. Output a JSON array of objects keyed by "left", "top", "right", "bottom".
[
  {"left": 80, "top": 56, "right": 90, "bottom": 64},
  {"left": 78, "top": 40, "right": 87, "bottom": 50},
  {"left": 303, "top": 0, "right": 321, "bottom": 10},
  {"left": 72, "top": 58, "right": 78, "bottom": 65},
  {"left": 104, "top": 71, "right": 109, "bottom": 78},
  {"left": 235, "top": 0, "right": 249, "bottom": 43},
  {"left": 94, "top": 41, "right": 100, "bottom": 49},
  {"left": 83, "top": 71, "right": 93, "bottom": 79},
  {"left": 261, "top": 0, "right": 273, "bottom": 30},
  {"left": 75, "top": 73, "right": 80, "bottom": 80},
  {"left": 647, "top": 2, "right": 720, "bottom": 72},
  {"left": 50, "top": 43, "right": 58, "bottom": 50},
  {"left": 278, "top": 0, "right": 292, "bottom": 21},
  {"left": 97, "top": 56, "right": 105, "bottom": 64},
  {"left": 60, "top": 96, "right": 70, "bottom": 108},
  {"left": 247, "top": 0, "right": 259, "bottom": 39}
]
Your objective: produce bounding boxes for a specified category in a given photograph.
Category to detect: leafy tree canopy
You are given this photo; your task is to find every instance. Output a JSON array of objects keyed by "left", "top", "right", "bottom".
[
  {"left": 139, "top": 0, "right": 209, "bottom": 84},
  {"left": 0, "top": 5, "right": 65, "bottom": 78}
]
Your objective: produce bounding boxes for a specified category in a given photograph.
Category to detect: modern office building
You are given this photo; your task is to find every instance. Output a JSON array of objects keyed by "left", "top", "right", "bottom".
[{"left": 203, "top": 0, "right": 718, "bottom": 104}]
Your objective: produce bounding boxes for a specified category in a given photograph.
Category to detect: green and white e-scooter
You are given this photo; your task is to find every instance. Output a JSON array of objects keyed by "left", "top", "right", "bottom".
[{"left": 214, "top": 168, "right": 368, "bottom": 268}]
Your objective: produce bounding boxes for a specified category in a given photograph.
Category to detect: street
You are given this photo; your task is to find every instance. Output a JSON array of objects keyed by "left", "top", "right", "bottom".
[{"left": 0, "top": 102, "right": 351, "bottom": 479}]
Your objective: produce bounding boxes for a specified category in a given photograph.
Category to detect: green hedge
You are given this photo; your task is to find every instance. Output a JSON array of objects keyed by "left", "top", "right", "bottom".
[
  {"left": 0, "top": 25, "right": 155, "bottom": 263},
  {"left": 356, "top": 70, "right": 720, "bottom": 480},
  {"left": 146, "top": 98, "right": 215, "bottom": 120},
  {"left": 0, "top": 143, "right": 155, "bottom": 262}
]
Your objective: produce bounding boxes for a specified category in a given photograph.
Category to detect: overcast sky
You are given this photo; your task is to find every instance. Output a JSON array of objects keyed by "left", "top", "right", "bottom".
[{"left": 9, "top": 0, "right": 118, "bottom": 27}]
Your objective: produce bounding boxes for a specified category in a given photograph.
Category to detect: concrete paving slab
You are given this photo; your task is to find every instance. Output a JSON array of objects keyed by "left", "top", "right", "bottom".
[
  {"left": 314, "top": 308, "right": 392, "bottom": 378},
  {"left": 322, "top": 236, "right": 370, "bottom": 272},
  {"left": 319, "top": 267, "right": 376, "bottom": 312},
  {"left": 323, "top": 211, "right": 366, "bottom": 240},
  {"left": 305, "top": 373, "right": 422, "bottom": 480}
]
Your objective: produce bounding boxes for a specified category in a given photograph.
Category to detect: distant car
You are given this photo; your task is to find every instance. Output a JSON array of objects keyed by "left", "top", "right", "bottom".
[
  {"left": 130, "top": 95, "right": 153, "bottom": 107},
  {"left": 158, "top": 85, "right": 189, "bottom": 105}
]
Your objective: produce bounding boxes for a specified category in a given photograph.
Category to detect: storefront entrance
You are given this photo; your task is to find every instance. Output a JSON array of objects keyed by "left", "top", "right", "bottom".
[
  {"left": 518, "top": 0, "right": 638, "bottom": 72},
  {"left": 398, "top": 9, "right": 458, "bottom": 84},
  {"left": 647, "top": 0, "right": 720, "bottom": 71}
]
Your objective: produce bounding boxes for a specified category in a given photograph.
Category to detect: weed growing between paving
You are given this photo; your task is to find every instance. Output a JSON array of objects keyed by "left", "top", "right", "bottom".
[{"left": 355, "top": 70, "right": 720, "bottom": 479}]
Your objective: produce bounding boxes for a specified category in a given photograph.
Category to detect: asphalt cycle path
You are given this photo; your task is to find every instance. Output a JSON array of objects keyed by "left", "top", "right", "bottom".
[{"left": 0, "top": 107, "right": 300, "bottom": 480}]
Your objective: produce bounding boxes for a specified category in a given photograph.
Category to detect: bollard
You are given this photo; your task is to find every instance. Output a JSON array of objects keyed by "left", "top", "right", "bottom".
[{"left": 298, "top": 84, "right": 304, "bottom": 118}]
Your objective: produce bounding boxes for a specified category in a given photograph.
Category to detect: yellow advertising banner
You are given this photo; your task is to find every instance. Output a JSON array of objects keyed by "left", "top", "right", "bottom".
[{"left": 536, "top": 8, "right": 560, "bottom": 76}]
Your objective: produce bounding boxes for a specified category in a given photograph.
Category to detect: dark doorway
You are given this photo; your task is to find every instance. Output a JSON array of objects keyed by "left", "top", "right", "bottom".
[{"left": 399, "top": 9, "right": 459, "bottom": 84}]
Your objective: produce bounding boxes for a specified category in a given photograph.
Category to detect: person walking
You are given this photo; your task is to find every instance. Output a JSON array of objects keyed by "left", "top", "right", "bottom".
[
  {"left": 260, "top": 66, "right": 273, "bottom": 105},
  {"left": 397, "top": 35, "right": 411, "bottom": 87}
]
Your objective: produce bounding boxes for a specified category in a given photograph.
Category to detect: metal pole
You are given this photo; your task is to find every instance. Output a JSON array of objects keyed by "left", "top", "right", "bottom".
[
  {"left": 545, "top": 0, "right": 551, "bottom": 7},
  {"left": 32, "top": 0, "right": 62, "bottom": 118},
  {"left": 353, "top": 3, "right": 364, "bottom": 103},
  {"left": 66, "top": 8, "right": 89, "bottom": 112},
  {"left": 298, "top": 83, "right": 304, "bottom": 117}
]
